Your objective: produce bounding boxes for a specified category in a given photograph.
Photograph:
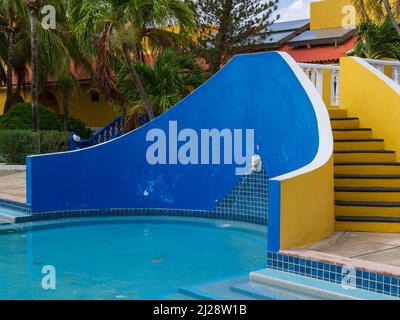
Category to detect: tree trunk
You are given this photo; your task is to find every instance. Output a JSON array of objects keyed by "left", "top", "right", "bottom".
[
  {"left": 63, "top": 90, "right": 69, "bottom": 131},
  {"left": 30, "top": 10, "right": 39, "bottom": 132},
  {"left": 383, "top": 0, "right": 400, "bottom": 36},
  {"left": 135, "top": 40, "right": 144, "bottom": 63},
  {"left": 14, "top": 66, "right": 25, "bottom": 103},
  {"left": 122, "top": 43, "right": 155, "bottom": 120},
  {"left": 209, "top": 0, "right": 233, "bottom": 75},
  {"left": 4, "top": 29, "right": 15, "bottom": 113}
]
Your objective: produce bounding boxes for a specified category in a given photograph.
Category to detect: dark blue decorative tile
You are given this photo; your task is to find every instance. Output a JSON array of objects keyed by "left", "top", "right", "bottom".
[{"left": 266, "top": 252, "right": 400, "bottom": 299}]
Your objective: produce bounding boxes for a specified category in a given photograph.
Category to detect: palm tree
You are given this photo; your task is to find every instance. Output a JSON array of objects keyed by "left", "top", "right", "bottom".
[
  {"left": 0, "top": 33, "right": 7, "bottom": 86},
  {"left": 11, "top": 0, "right": 91, "bottom": 131},
  {"left": 383, "top": 0, "right": 400, "bottom": 36},
  {"left": 0, "top": 0, "right": 28, "bottom": 112},
  {"left": 353, "top": 0, "right": 400, "bottom": 36},
  {"left": 68, "top": 0, "right": 194, "bottom": 121},
  {"left": 25, "top": 0, "right": 40, "bottom": 131},
  {"left": 117, "top": 48, "right": 205, "bottom": 129},
  {"left": 351, "top": 19, "right": 400, "bottom": 59}
]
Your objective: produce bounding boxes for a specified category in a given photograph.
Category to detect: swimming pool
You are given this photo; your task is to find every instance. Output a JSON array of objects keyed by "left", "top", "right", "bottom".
[{"left": 0, "top": 217, "right": 267, "bottom": 300}]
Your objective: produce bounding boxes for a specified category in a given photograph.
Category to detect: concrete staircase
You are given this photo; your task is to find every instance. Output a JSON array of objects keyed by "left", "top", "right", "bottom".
[{"left": 329, "top": 108, "right": 400, "bottom": 232}]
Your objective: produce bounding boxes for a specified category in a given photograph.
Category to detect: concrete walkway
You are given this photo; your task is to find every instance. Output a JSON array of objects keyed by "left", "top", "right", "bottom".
[
  {"left": 0, "top": 170, "right": 26, "bottom": 203},
  {"left": 304, "top": 231, "right": 400, "bottom": 269}
]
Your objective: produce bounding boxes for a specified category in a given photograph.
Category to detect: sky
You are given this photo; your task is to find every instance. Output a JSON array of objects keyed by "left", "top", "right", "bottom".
[{"left": 275, "top": 0, "right": 313, "bottom": 22}]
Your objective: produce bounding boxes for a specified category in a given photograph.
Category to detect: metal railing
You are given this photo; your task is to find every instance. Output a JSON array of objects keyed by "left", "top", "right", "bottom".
[{"left": 69, "top": 115, "right": 125, "bottom": 150}]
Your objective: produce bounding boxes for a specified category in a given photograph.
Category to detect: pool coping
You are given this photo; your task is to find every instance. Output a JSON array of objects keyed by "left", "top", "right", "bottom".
[
  {"left": 267, "top": 250, "right": 400, "bottom": 298},
  {"left": 281, "top": 249, "right": 400, "bottom": 278}
]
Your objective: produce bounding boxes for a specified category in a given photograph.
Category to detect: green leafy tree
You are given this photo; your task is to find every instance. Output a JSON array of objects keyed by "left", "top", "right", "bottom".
[
  {"left": 190, "top": 0, "right": 279, "bottom": 74},
  {"left": 353, "top": 0, "right": 400, "bottom": 36},
  {"left": 117, "top": 48, "right": 205, "bottom": 129}
]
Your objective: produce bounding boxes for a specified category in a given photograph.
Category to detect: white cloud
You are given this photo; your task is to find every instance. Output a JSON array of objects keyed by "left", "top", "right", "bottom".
[{"left": 276, "top": 0, "right": 312, "bottom": 22}]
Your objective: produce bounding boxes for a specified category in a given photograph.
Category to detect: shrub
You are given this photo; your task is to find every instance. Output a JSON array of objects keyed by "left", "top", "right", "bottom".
[
  {"left": 0, "top": 130, "right": 69, "bottom": 165},
  {"left": 0, "top": 103, "right": 92, "bottom": 138}
]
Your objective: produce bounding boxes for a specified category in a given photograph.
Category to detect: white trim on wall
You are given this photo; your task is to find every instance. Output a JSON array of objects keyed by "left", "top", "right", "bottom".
[
  {"left": 353, "top": 57, "right": 400, "bottom": 95},
  {"left": 271, "top": 52, "right": 334, "bottom": 182}
]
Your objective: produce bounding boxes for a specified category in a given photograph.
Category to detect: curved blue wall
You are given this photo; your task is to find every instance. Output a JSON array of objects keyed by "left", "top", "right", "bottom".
[{"left": 27, "top": 52, "right": 319, "bottom": 213}]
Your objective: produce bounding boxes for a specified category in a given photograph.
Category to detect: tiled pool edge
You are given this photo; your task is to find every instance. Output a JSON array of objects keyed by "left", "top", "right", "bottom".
[
  {"left": 0, "top": 198, "right": 268, "bottom": 225},
  {"left": 0, "top": 198, "right": 31, "bottom": 214},
  {"left": 29, "top": 208, "right": 268, "bottom": 224},
  {"left": 267, "top": 251, "right": 400, "bottom": 298}
]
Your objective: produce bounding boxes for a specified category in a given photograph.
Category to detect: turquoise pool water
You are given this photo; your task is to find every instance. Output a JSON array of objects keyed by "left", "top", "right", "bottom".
[{"left": 0, "top": 217, "right": 267, "bottom": 300}]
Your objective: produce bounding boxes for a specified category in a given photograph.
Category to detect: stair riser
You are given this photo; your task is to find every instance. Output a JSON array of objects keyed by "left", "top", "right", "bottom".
[
  {"left": 333, "top": 131, "right": 372, "bottom": 140},
  {"left": 331, "top": 119, "right": 359, "bottom": 129},
  {"left": 334, "top": 141, "right": 384, "bottom": 151},
  {"left": 334, "top": 153, "right": 395, "bottom": 163},
  {"left": 335, "top": 178, "right": 400, "bottom": 188},
  {"left": 335, "top": 205, "right": 400, "bottom": 217},
  {"left": 0, "top": 214, "right": 30, "bottom": 223},
  {"left": 328, "top": 109, "right": 347, "bottom": 118},
  {"left": 336, "top": 221, "right": 400, "bottom": 233},
  {"left": 0, "top": 213, "right": 16, "bottom": 223},
  {"left": 335, "top": 192, "right": 400, "bottom": 202},
  {"left": 335, "top": 165, "right": 400, "bottom": 174}
]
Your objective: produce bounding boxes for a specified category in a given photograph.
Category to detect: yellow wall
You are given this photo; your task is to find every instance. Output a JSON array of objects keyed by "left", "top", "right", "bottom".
[
  {"left": 0, "top": 84, "right": 118, "bottom": 128},
  {"left": 0, "top": 90, "right": 5, "bottom": 115},
  {"left": 310, "top": 0, "right": 358, "bottom": 30},
  {"left": 341, "top": 57, "right": 400, "bottom": 160},
  {"left": 51, "top": 84, "right": 118, "bottom": 128},
  {"left": 279, "top": 156, "right": 335, "bottom": 249},
  {"left": 322, "top": 69, "right": 335, "bottom": 108}
]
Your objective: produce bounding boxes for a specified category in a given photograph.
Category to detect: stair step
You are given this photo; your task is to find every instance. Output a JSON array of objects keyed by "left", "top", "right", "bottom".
[
  {"left": 230, "top": 283, "right": 283, "bottom": 300},
  {"left": 333, "top": 128, "right": 372, "bottom": 139},
  {"left": 178, "top": 276, "right": 256, "bottom": 300},
  {"left": 330, "top": 118, "right": 360, "bottom": 129},
  {"left": 336, "top": 200, "right": 400, "bottom": 233},
  {"left": 0, "top": 219, "right": 11, "bottom": 226},
  {"left": 335, "top": 162, "right": 400, "bottom": 174},
  {"left": 335, "top": 187, "right": 400, "bottom": 202},
  {"left": 335, "top": 200, "right": 400, "bottom": 218},
  {"left": 250, "top": 269, "right": 392, "bottom": 300},
  {"left": 334, "top": 139, "right": 385, "bottom": 151},
  {"left": 0, "top": 208, "right": 31, "bottom": 223},
  {"left": 336, "top": 220, "right": 400, "bottom": 233},
  {"left": 328, "top": 108, "right": 347, "bottom": 118},
  {"left": 334, "top": 150, "right": 396, "bottom": 162},
  {"left": 335, "top": 174, "right": 400, "bottom": 187},
  {"left": 336, "top": 200, "right": 400, "bottom": 207}
]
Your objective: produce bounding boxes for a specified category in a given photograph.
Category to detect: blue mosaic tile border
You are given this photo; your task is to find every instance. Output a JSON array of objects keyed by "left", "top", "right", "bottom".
[
  {"left": 28, "top": 208, "right": 268, "bottom": 225},
  {"left": 0, "top": 198, "right": 32, "bottom": 214},
  {"left": 213, "top": 169, "right": 268, "bottom": 224},
  {"left": 267, "top": 252, "right": 400, "bottom": 298},
  {"left": 0, "top": 168, "right": 268, "bottom": 226}
]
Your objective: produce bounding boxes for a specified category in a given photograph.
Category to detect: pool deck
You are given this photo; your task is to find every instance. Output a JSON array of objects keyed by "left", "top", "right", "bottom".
[
  {"left": 0, "top": 167, "right": 26, "bottom": 203},
  {"left": 283, "top": 231, "right": 400, "bottom": 277},
  {"left": 306, "top": 231, "right": 400, "bottom": 268}
]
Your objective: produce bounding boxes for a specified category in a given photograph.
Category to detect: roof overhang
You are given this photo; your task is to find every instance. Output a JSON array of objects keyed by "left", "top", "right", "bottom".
[{"left": 288, "top": 28, "right": 356, "bottom": 47}]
